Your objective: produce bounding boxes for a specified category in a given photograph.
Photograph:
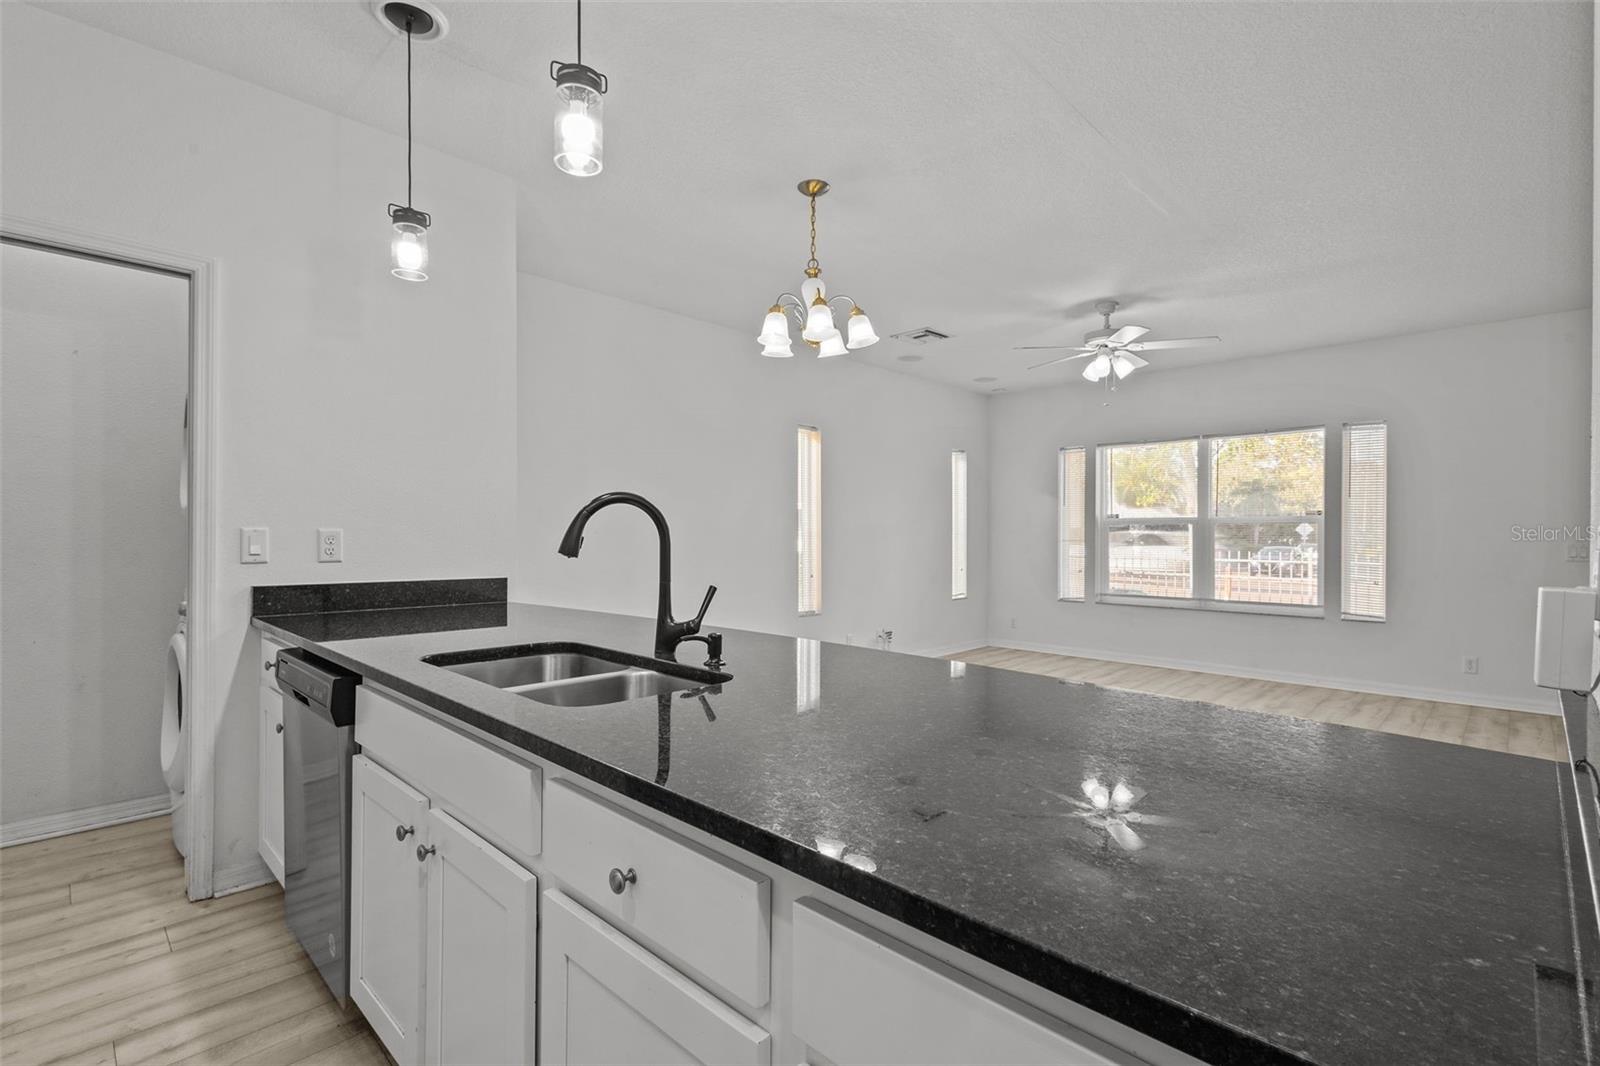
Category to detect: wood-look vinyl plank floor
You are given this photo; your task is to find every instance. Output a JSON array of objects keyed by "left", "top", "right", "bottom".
[
  {"left": 949, "top": 647, "right": 1565, "bottom": 761},
  {"left": 0, "top": 816, "right": 390, "bottom": 1066}
]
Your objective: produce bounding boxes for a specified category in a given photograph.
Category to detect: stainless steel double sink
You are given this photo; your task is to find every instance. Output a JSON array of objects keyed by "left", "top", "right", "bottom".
[{"left": 423, "top": 643, "right": 729, "bottom": 708}]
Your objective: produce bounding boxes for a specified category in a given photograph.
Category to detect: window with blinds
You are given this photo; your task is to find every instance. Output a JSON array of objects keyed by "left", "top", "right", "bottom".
[
  {"left": 797, "top": 426, "right": 822, "bottom": 615},
  {"left": 1058, "top": 447, "right": 1087, "bottom": 600},
  {"left": 1341, "top": 421, "right": 1387, "bottom": 621},
  {"left": 951, "top": 450, "right": 968, "bottom": 599}
]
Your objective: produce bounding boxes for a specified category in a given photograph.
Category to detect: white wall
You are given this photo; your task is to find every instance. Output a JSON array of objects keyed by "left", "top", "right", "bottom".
[
  {"left": 514, "top": 274, "right": 988, "bottom": 656},
  {"left": 1, "top": 245, "right": 189, "bottom": 829},
  {"left": 1, "top": 6, "right": 518, "bottom": 886},
  {"left": 988, "top": 310, "right": 1591, "bottom": 713}
]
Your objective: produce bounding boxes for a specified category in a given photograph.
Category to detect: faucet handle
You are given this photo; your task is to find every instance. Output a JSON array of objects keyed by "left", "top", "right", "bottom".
[{"left": 688, "top": 584, "right": 717, "bottom": 632}]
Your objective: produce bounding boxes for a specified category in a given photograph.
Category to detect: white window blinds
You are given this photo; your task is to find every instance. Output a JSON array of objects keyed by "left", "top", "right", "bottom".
[
  {"left": 951, "top": 451, "right": 968, "bottom": 599},
  {"left": 797, "top": 426, "right": 822, "bottom": 615},
  {"left": 1341, "top": 421, "right": 1387, "bottom": 621},
  {"left": 1058, "top": 447, "right": 1086, "bottom": 600}
]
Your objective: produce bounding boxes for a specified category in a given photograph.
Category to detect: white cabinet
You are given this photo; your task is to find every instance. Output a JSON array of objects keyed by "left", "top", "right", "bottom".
[
  {"left": 540, "top": 889, "right": 770, "bottom": 1066},
  {"left": 792, "top": 899, "right": 1124, "bottom": 1066},
  {"left": 352, "top": 754, "right": 428, "bottom": 1066},
  {"left": 423, "top": 807, "right": 537, "bottom": 1066},
  {"left": 258, "top": 636, "right": 289, "bottom": 886},
  {"left": 351, "top": 754, "right": 538, "bottom": 1066}
]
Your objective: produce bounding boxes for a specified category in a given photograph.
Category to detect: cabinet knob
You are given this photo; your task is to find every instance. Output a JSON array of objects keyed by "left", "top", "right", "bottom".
[
  {"left": 417, "top": 844, "right": 436, "bottom": 862},
  {"left": 265, "top": 659, "right": 278, "bottom": 672},
  {"left": 275, "top": 723, "right": 284, "bottom": 734},
  {"left": 396, "top": 824, "right": 415, "bottom": 841},
  {"left": 608, "top": 867, "right": 637, "bottom": 894}
]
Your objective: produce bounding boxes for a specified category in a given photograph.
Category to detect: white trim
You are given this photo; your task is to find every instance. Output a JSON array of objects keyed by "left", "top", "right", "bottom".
[
  {"left": 1, "top": 794, "right": 173, "bottom": 848},
  {"left": 910, "top": 641, "right": 989, "bottom": 659},
  {"left": 1096, "top": 594, "right": 1324, "bottom": 619},
  {"left": 2, "top": 215, "right": 222, "bottom": 901},
  {"left": 984, "top": 638, "right": 1563, "bottom": 717},
  {"left": 213, "top": 857, "right": 276, "bottom": 897}
]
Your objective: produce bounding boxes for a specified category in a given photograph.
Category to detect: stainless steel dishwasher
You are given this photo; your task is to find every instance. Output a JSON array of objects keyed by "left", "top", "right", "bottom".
[{"left": 276, "top": 647, "right": 360, "bottom": 1004}]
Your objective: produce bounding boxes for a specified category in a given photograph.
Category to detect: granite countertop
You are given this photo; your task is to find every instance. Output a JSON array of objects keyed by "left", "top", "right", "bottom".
[{"left": 255, "top": 600, "right": 1594, "bottom": 1066}]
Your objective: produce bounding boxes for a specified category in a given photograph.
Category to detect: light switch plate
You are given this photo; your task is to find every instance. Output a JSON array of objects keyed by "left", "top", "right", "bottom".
[
  {"left": 240, "top": 527, "right": 269, "bottom": 564},
  {"left": 317, "top": 528, "right": 343, "bottom": 563}
]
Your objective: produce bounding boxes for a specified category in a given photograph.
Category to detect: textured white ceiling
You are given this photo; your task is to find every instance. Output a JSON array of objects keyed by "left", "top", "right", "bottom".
[{"left": 35, "top": 0, "right": 1593, "bottom": 393}]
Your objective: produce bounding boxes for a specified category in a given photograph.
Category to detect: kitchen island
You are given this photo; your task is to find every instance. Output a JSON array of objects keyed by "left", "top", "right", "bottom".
[{"left": 254, "top": 596, "right": 1595, "bottom": 1066}]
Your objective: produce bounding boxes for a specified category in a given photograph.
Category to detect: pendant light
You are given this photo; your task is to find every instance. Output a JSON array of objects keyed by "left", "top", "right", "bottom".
[
  {"left": 757, "top": 180, "right": 878, "bottom": 359},
  {"left": 383, "top": 3, "right": 434, "bottom": 281},
  {"left": 551, "top": 0, "right": 607, "bottom": 177}
]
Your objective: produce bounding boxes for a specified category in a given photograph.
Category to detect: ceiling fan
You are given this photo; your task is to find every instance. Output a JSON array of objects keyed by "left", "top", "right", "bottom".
[{"left": 1016, "top": 300, "right": 1221, "bottom": 384}]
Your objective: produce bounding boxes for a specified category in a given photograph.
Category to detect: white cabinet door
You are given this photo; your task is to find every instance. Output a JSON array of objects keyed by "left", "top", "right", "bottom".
[
  {"left": 257, "top": 684, "right": 285, "bottom": 886},
  {"left": 352, "top": 754, "right": 429, "bottom": 1066},
  {"left": 422, "top": 808, "right": 537, "bottom": 1066},
  {"left": 540, "top": 890, "right": 770, "bottom": 1066}
]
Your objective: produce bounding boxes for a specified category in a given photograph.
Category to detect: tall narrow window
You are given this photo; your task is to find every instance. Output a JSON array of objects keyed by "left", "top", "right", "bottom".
[
  {"left": 1058, "top": 448, "right": 1087, "bottom": 600},
  {"left": 797, "top": 426, "right": 822, "bottom": 615},
  {"left": 951, "top": 450, "right": 968, "bottom": 599},
  {"left": 1342, "top": 421, "right": 1387, "bottom": 621}
]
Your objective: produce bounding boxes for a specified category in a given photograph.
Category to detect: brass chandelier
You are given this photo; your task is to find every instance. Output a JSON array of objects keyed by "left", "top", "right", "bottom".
[{"left": 757, "top": 180, "right": 879, "bottom": 358}]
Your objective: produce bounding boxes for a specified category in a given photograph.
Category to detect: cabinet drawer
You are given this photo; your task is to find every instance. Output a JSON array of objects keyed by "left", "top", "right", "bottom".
[
  {"left": 356, "top": 687, "right": 542, "bottom": 859},
  {"left": 543, "top": 780, "right": 770, "bottom": 1008},
  {"left": 793, "top": 900, "right": 1125, "bottom": 1066}
]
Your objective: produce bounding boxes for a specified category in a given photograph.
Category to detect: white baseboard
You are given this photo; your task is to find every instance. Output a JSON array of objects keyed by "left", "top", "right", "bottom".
[
  {"left": 909, "top": 640, "right": 988, "bottom": 659},
  {"left": 213, "top": 856, "right": 276, "bottom": 897},
  {"left": 982, "top": 639, "right": 1563, "bottom": 717},
  {"left": 1, "top": 793, "right": 173, "bottom": 847}
]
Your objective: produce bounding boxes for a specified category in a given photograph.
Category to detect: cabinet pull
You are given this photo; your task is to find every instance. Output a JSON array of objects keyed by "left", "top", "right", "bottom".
[
  {"left": 417, "top": 844, "right": 436, "bottom": 862},
  {"left": 395, "top": 824, "right": 415, "bottom": 841},
  {"left": 265, "top": 659, "right": 278, "bottom": 672},
  {"left": 608, "top": 866, "right": 637, "bottom": 894},
  {"left": 274, "top": 723, "right": 284, "bottom": 734}
]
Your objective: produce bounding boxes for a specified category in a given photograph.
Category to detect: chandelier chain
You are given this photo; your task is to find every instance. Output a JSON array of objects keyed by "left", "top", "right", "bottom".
[{"left": 807, "top": 192, "right": 819, "bottom": 272}]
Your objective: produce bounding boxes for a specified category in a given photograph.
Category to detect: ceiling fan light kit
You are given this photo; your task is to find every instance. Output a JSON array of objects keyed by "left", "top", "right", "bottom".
[
  {"left": 1016, "top": 299, "right": 1221, "bottom": 390},
  {"left": 756, "top": 180, "right": 879, "bottom": 359}
]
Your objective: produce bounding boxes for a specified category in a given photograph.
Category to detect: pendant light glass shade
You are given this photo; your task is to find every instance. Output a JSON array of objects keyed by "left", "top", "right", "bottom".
[
  {"left": 388, "top": 205, "right": 431, "bottom": 282},
  {"left": 758, "top": 307, "right": 789, "bottom": 345},
  {"left": 552, "top": 62, "right": 605, "bottom": 177},
  {"left": 803, "top": 297, "right": 835, "bottom": 342},
  {"left": 817, "top": 330, "right": 848, "bottom": 358},
  {"left": 845, "top": 307, "right": 879, "bottom": 349}
]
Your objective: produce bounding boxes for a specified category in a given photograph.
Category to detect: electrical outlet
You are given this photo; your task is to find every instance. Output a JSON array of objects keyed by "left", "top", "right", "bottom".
[
  {"left": 317, "top": 528, "right": 344, "bottom": 563},
  {"left": 1569, "top": 541, "right": 1589, "bottom": 562},
  {"left": 844, "top": 633, "right": 854, "bottom": 646},
  {"left": 1462, "top": 656, "right": 1480, "bottom": 676},
  {"left": 1010, "top": 617, "right": 1017, "bottom": 630}
]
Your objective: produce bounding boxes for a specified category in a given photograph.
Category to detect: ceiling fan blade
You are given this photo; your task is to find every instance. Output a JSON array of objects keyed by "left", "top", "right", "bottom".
[
  {"left": 1123, "top": 336, "right": 1221, "bottom": 352},
  {"left": 1119, "top": 352, "right": 1149, "bottom": 370},
  {"left": 1107, "top": 325, "right": 1149, "bottom": 346},
  {"left": 1027, "top": 351, "right": 1096, "bottom": 370},
  {"left": 1013, "top": 345, "right": 1096, "bottom": 351}
]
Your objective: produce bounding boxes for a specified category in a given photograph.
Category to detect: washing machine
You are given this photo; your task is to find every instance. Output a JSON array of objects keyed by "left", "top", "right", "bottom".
[{"left": 160, "top": 601, "right": 188, "bottom": 857}]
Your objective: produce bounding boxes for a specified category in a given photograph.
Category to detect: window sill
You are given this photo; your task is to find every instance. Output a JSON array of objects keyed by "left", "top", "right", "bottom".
[{"left": 1095, "top": 594, "right": 1325, "bottom": 619}]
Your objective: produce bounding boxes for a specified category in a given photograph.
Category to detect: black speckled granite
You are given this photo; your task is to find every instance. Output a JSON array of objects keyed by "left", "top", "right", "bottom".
[
  {"left": 252, "top": 577, "right": 505, "bottom": 617},
  {"left": 255, "top": 602, "right": 1594, "bottom": 1066}
]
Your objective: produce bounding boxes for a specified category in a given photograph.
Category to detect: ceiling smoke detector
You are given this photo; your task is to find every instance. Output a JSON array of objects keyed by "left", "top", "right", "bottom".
[{"left": 892, "top": 327, "right": 951, "bottom": 345}]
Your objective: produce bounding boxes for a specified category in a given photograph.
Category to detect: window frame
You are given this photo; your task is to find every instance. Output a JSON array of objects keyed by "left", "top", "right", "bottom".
[
  {"left": 1057, "top": 447, "right": 1089, "bottom": 602},
  {"left": 797, "top": 425, "right": 822, "bottom": 616},
  {"left": 951, "top": 450, "right": 968, "bottom": 600},
  {"left": 1340, "top": 420, "right": 1388, "bottom": 623},
  {"left": 1094, "top": 426, "right": 1327, "bottom": 618}
]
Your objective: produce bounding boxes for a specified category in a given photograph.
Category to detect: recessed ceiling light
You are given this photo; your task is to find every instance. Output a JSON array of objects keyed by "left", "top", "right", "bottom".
[
  {"left": 896, "top": 354, "right": 923, "bottom": 363},
  {"left": 972, "top": 376, "right": 997, "bottom": 383}
]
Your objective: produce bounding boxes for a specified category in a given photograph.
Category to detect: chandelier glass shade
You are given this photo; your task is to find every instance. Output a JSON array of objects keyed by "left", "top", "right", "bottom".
[{"left": 757, "top": 180, "right": 878, "bottom": 359}]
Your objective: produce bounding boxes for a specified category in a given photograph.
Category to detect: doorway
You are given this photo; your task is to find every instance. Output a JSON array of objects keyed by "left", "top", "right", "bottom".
[{"left": 0, "top": 241, "right": 192, "bottom": 853}]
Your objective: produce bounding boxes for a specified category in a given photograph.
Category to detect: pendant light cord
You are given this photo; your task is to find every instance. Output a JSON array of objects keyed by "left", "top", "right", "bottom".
[
  {"left": 406, "top": 19, "right": 414, "bottom": 207},
  {"left": 576, "top": 0, "right": 582, "bottom": 65}
]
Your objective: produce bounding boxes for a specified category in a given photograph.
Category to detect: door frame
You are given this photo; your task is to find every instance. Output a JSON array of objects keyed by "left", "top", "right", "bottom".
[{"left": 1, "top": 214, "right": 221, "bottom": 901}]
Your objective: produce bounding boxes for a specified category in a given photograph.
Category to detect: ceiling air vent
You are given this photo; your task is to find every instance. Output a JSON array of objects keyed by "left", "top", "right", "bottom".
[{"left": 891, "top": 327, "right": 951, "bottom": 345}]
